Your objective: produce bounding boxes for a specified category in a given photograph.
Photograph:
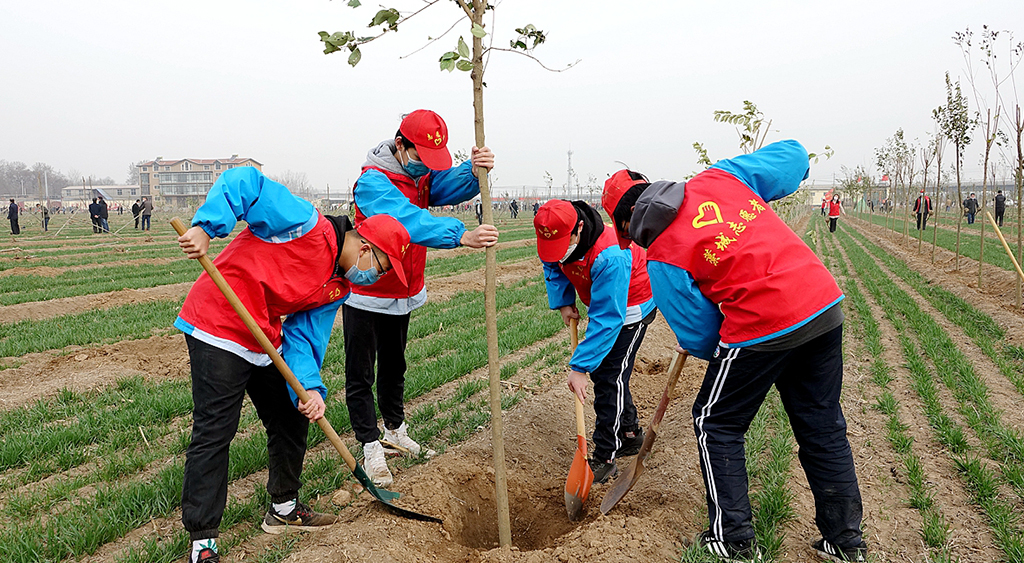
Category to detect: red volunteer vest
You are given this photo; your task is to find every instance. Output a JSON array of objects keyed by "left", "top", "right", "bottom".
[
  {"left": 352, "top": 166, "right": 429, "bottom": 298},
  {"left": 178, "top": 214, "right": 348, "bottom": 353},
  {"left": 560, "top": 225, "right": 653, "bottom": 307},
  {"left": 647, "top": 169, "right": 841, "bottom": 345},
  {"left": 828, "top": 200, "right": 842, "bottom": 217}
]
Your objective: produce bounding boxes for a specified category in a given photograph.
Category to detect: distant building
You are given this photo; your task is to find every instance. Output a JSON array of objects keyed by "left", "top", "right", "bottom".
[
  {"left": 61, "top": 184, "right": 140, "bottom": 203},
  {"left": 137, "top": 156, "right": 262, "bottom": 207}
]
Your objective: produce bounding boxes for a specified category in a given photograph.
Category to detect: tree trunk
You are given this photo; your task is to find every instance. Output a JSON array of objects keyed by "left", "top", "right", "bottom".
[
  {"left": 955, "top": 156, "right": 963, "bottom": 272},
  {"left": 470, "top": 0, "right": 511, "bottom": 547},
  {"left": 933, "top": 148, "right": 941, "bottom": 263}
]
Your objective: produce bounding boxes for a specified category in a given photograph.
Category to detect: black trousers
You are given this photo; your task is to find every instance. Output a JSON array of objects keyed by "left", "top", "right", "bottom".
[
  {"left": 8, "top": 218, "right": 18, "bottom": 234},
  {"left": 181, "top": 335, "right": 309, "bottom": 540},
  {"left": 828, "top": 217, "right": 838, "bottom": 232},
  {"left": 91, "top": 216, "right": 101, "bottom": 233},
  {"left": 916, "top": 212, "right": 928, "bottom": 230},
  {"left": 996, "top": 208, "right": 1005, "bottom": 226},
  {"left": 590, "top": 314, "right": 651, "bottom": 461},
  {"left": 342, "top": 304, "right": 410, "bottom": 444},
  {"left": 134, "top": 215, "right": 140, "bottom": 229},
  {"left": 693, "top": 325, "right": 862, "bottom": 548}
]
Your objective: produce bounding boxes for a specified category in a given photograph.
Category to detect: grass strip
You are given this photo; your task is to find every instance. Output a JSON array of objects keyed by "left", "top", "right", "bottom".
[
  {"left": 837, "top": 226, "right": 1024, "bottom": 559},
  {"left": 819, "top": 223, "right": 953, "bottom": 558}
]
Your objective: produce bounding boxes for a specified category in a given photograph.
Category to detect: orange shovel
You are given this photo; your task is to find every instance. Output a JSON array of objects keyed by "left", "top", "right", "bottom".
[{"left": 564, "top": 318, "right": 594, "bottom": 521}]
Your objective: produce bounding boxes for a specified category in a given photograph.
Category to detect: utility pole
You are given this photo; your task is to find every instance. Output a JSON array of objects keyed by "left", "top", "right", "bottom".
[{"left": 567, "top": 149, "right": 573, "bottom": 200}]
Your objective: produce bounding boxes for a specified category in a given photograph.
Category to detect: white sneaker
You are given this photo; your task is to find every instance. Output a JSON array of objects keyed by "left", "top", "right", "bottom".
[
  {"left": 383, "top": 422, "right": 432, "bottom": 457},
  {"left": 361, "top": 441, "right": 393, "bottom": 488}
]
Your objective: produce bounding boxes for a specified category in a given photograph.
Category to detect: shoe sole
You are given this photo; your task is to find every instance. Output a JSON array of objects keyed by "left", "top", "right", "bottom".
[
  {"left": 814, "top": 547, "right": 863, "bottom": 562},
  {"left": 261, "top": 520, "right": 336, "bottom": 534}
]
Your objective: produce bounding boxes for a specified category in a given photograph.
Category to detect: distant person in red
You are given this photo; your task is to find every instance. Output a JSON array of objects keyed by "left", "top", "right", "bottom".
[
  {"left": 913, "top": 189, "right": 932, "bottom": 230},
  {"left": 827, "top": 194, "right": 845, "bottom": 233}
]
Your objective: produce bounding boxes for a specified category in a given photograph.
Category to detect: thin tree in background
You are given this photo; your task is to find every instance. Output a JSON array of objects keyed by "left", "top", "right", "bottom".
[
  {"left": 935, "top": 72, "right": 974, "bottom": 271},
  {"left": 932, "top": 131, "right": 945, "bottom": 263},
  {"left": 318, "top": 2, "right": 573, "bottom": 546},
  {"left": 918, "top": 137, "right": 936, "bottom": 252}
]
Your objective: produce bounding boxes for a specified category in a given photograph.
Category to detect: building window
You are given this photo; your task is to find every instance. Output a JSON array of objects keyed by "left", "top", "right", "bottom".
[
  {"left": 142, "top": 167, "right": 148, "bottom": 172},
  {"left": 117, "top": 189, "right": 123, "bottom": 195},
  {"left": 164, "top": 166, "right": 170, "bottom": 171},
  {"left": 215, "top": 163, "right": 221, "bottom": 170},
  {"left": 204, "top": 165, "right": 210, "bottom": 170},
  {"left": 182, "top": 162, "right": 192, "bottom": 171}
]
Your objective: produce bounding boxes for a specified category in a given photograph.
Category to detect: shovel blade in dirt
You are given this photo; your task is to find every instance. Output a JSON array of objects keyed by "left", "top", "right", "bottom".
[
  {"left": 565, "top": 404, "right": 594, "bottom": 521},
  {"left": 171, "top": 217, "right": 442, "bottom": 524},
  {"left": 600, "top": 350, "right": 688, "bottom": 515},
  {"left": 564, "top": 319, "right": 594, "bottom": 521}
]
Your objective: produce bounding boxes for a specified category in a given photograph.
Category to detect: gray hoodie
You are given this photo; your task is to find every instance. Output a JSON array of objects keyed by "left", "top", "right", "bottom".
[
  {"left": 628, "top": 180, "right": 686, "bottom": 249},
  {"left": 363, "top": 140, "right": 411, "bottom": 178}
]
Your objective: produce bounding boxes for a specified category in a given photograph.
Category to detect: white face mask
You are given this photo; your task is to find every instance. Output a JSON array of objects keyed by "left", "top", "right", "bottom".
[{"left": 559, "top": 243, "right": 578, "bottom": 263}]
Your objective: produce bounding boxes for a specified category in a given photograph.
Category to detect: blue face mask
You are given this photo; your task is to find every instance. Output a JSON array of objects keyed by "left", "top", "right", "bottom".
[
  {"left": 404, "top": 158, "right": 430, "bottom": 179},
  {"left": 344, "top": 251, "right": 381, "bottom": 286}
]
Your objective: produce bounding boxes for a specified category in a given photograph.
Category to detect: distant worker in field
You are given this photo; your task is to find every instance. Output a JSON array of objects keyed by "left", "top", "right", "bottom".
[
  {"left": 97, "top": 196, "right": 110, "bottom": 233},
  {"left": 827, "top": 193, "right": 845, "bottom": 233},
  {"left": 611, "top": 140, "right": 866, "bottom": 563},
  {"left": 820, "top": 197, "right": 828, "bottom": 217},
  {"left": 963, "top": 192, "right": 979, "bottom": 225},
  {"left": 132, "top": 199, "right": 142, "bottom": 229},
  {"left": 7, "top": 198, "right": 19, "bottom": 235},
  {"left": 510, "top": 198, "right": 519, "bottom": 218},
  {"left": 174, "top": 167, "right": 412, "bottom": 563},
  {"left": 35, "top": 204, "right": 49, "bottom": 231},
  {"left": 533, "top": 200, "right": 540, "bottom": 216},
  {"left": 140, "top": 196, "right": 154, "bottom": 230},
  {"left": 346, "top": 109, "right": 497, "bottom": 488},
  {"left": 995, "top": 190, "right": 1006, "bottom": 227},
  {"left": 913, "top": 189, "right": 932, "bottom": 230},
  {"left": 88, "top": 197, "right": 102, "bottom": 234},
  {"left": 533, "top": 176, "right": 657, "bottom": 483},
  {"left": 474, "top": 197, "right": 483, "bottom": 225}
]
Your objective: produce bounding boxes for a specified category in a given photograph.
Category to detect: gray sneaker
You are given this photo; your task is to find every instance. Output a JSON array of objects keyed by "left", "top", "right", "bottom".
[{"left": 260, "top": 501, "right": 338, "bottom": 534}]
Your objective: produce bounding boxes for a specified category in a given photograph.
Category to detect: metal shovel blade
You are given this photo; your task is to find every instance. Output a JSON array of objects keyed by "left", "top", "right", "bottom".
[
  {"left": 600, "top": 426, "right": 656, "bottom": 514},
  {"left": 564, "top": 434, "right": 594, "bottom": 521},
  {"left": 352, "top": 461, "right": 442, "bottom": 523}
]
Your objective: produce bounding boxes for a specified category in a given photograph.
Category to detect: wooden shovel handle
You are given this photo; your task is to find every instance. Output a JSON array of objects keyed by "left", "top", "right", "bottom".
[
  {"left": 649, "top": 351, "right": 688, "bottom": 434},
  {"left": 569, "top": 318, "right": 586, "bottom": 437},
  {"left": 171, "top": 217, "right": 359, "bottom": 472}
]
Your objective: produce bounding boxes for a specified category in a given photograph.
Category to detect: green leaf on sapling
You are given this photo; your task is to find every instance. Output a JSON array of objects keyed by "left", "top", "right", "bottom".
[
  {"left": 471, "top": 23, "right": 487, "bottom": 38},
  {"left": 456, "top": 60, "right": 473, "bottom": 71},
  {"left": 457, "top": 36, "right": 470, "bottom": 59},
  {"left": 348, "top": 0, "right": 361, "bottom": 6},
  {"left": 440, "top": 51, "right": 458, "bottom": 62},
  {"left": 348, "top": 47, "right": 362, "bottom": 66}
]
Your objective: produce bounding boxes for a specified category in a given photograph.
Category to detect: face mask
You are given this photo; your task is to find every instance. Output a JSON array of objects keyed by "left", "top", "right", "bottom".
[
  {"left": 559, "top": 243, "right": 578, "bottom": 264},
  {"left": 344, "top": 251, "right": 381, "bottom": 286},
  {"left": 404, "top": 158, "right": 430, "bottom": 179}
]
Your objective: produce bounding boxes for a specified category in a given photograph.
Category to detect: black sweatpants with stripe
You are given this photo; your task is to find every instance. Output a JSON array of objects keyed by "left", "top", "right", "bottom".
[
  {"left": 590, "top": 313, "right": 652, "bottom": 462},
  {"left": 693, "top": 325, "right": 862, "bottom": 548}
]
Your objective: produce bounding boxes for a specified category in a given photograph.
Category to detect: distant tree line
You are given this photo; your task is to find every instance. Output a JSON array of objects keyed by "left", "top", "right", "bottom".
[{"left": 0, "top": 160, "right": 116, "bottom": 199}]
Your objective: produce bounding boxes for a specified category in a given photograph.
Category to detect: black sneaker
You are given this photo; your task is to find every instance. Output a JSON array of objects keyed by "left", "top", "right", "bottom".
[
  {"left": 261, "top": 501, "right": 339, "bottom": 534},
  {"left": 696, "top": 530, "right": 763, "bottom": 562},
  {"left": 616, "top": 428, "right": 645, "bottom": 457},
  {"left": 812, "top": 538, "right": 867, "bottom": 562},
  {"left": 588, "top": 458, "right": 619, "bottom": 484},
  {"left": 195, "top": 548, "right": 219, "bottom": 563}
]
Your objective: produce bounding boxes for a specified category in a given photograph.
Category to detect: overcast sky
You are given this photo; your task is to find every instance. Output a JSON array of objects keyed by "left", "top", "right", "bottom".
[{"left": 3, "top": 0, "right": 1023, "bottom": 194}]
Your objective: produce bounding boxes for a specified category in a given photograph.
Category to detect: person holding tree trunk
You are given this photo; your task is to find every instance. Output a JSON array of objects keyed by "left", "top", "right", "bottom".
[
  {"left": 345, "top": 109, "right": 498, "bottom": 488},
  {"left": 611, "top": 140, "right": 866, "bottom": 563},
  {"left": 532, "top": 174, "right": 657, "bottom": 483},
  {"left": 173, "top": 167, "right": 412, "bottom": 563}
]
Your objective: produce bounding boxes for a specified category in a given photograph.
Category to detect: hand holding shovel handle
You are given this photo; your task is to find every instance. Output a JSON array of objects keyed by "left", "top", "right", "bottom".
[
  {"left": 170, "top": 218, "right": 441, "bottom": 523},
  {"left": 601, "top": 349, "right": 688, "bottom": 514},
  {"left": 564, "top": 318, "right": 594, "bottom": 521}
]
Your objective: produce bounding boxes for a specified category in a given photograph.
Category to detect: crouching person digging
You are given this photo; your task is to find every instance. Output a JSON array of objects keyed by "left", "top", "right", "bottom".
[
  {"left": 174, "top": 167, "right": 411, "bottom": 563},
  {"left": 611, "top": 141, "right": 867, "bottom": 562},
  {"left": 534, "top": 197, "right": 657, "bottom": 484}
]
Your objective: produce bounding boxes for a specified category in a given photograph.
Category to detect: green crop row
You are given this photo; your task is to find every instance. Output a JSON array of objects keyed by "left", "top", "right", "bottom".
[
  {"left": 818, "top": 223, "right": 953, "bottom": 559},
  {"left": 837, "top": 226, "right": 1024, "bottom": 560}
]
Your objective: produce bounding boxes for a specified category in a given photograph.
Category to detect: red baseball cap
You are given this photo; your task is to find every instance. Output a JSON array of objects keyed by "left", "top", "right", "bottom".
[
  {"left": 399, "top": 110, "right": 452, "bottom": 171},
  {"left": 602, "top": 169, "right": 648, "bottom": 248},
  {"left": 534, "top": 200, "right": 579, "bottom": 262},
  {"left": 356, "top": 214, "right": 410, "bottom": 286}
]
